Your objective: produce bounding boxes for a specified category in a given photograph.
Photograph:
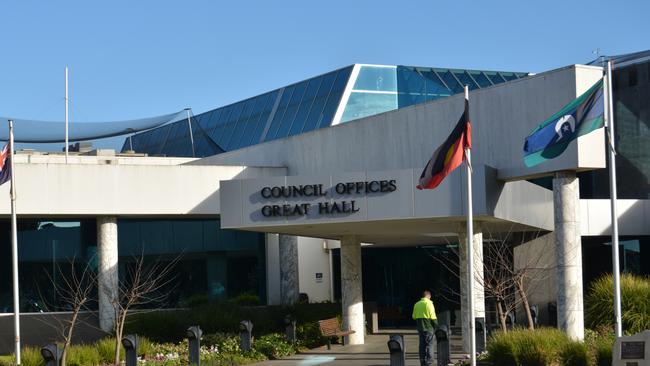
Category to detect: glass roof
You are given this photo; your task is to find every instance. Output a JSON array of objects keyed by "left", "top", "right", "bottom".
[{"left": 123, "top": 64, "right": 528, "bottom": 157}]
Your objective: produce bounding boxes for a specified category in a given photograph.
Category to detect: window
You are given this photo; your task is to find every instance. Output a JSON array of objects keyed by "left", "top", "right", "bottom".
[{"left": 353, "top": 66, "right": 397, "bottom": 92}]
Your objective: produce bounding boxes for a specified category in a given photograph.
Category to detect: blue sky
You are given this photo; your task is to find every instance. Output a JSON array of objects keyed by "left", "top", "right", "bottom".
[{"left": 0, "top": 0, "right": 648, "bottom": 149}]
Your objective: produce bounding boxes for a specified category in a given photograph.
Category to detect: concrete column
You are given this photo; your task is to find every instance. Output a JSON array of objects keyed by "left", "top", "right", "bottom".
[
  {"left": 279, "top": 234, "right": 299, "bottom": 305},
  {"left": 553, "top": 172, "right": 584, "bottom": 340},
  {"left": 340, "top": 236, "right": 364, "bottom": 345},
  {"left": 458, "top": 223, "right": 485, "bottom": 354},
  {"left": 97, "top": 216, "right": 118, "bottom": 332}
]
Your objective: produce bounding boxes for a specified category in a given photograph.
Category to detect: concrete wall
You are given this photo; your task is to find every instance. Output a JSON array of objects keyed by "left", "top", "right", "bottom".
[
  {"left": 0, "top": 154, "right": 286, "bottom": 216},
  {"left": 297, "top": 237, "right": 334, "bottom": 303}
]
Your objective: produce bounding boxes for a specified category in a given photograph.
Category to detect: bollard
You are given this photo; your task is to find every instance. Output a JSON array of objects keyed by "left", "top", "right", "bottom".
[
  {"left": 530, "top": 305, "right": 538, "bottom": 326},
  {"left": 239, "top": 320, "right": 253, "bottom": 352},
  {"left": 506, "top": 312, "right": 515, "bottom": 329},
  {"left": 475, "top": 317, "right": 486, "bottom": 354},
  {"left": 435, "top": 325, "right": 451, "bottom": 366},
  {"left": 187, "top": 325, "right": 203, "bottom": 366},
  {"left": 122, "top": 334, "right": 139, "bottom": 366},
  {"left": 284, "top": 315, "right": 296, "bottom": 344},
  {"left": 387, "top": 334, "right": 406, "bottom": 366},
  {"left": 40, "top": 344, "right": 61, "bottom": 366}
]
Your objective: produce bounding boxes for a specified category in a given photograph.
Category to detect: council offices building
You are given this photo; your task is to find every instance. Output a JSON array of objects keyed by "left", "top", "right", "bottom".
[{"left": 0, "top": 52, "right": 648, "bottom": 351}]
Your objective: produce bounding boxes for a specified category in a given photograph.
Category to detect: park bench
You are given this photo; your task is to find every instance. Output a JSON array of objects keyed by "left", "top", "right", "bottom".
[{"left": 318, "top": 317, "right": 355, "bottom": 349}]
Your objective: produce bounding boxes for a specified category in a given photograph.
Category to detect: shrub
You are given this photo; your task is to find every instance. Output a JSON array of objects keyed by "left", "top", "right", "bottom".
[
  {"left": 487, "top": 328, "right": 569, "bottom": 366},
  {"left": 585, "top": 273, "right": 650, "bottom": 334},
  {"left": 560, "top": 341, "right": 591, "bottom": 366},
  {"left": 0, "top": 347, "right": 44, "bottom": 366},
  {"left": 229, "top": 293, "right": 260, "bottom": 306},
  {"left": 66, "top": 344, "right": 102, "bottom": 366},
  {"left": 202, "top": 332, "right": 241, "bottom": 354},
  {"left": 592, "top": 337, "right": 613, "bottom": 366},
  {"left": 253, "top": 333, "right": 297, "bottom": 359}
]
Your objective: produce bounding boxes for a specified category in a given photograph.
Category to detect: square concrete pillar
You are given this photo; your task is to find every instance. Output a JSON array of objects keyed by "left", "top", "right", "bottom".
[
  {"left": 340, "top": 235, "right": 364, "bottom": 345},
  {"left": 279, "top": 234, "right": 300, "bottom": 305},
  {"left": 97, "top": 216, "right": 118, "bottom": 332}
]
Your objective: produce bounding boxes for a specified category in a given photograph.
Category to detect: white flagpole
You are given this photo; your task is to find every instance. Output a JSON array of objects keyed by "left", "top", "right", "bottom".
[
  {"left": 65, "top": 66, "right": 69, "bottom": 163},
  {"left": 464, "top": 85, "right": 476, "bottom": 366},
  {"left": 9, "top": 119, "right": 21, "bottom": 364},
  {"left": 605, "top": 60, "right": 623, "bottom": 338},
  {"left": 185, "top": 108, "right": 195, "bottom": 158}
]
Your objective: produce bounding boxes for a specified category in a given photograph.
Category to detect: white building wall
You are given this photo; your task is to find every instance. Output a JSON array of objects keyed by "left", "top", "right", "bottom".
[
  {"left": 297, "top": 237, "right": 333, "bottom": 303},
  {"left": 265, "top": 234, "right": 282, "bottom": 305}
]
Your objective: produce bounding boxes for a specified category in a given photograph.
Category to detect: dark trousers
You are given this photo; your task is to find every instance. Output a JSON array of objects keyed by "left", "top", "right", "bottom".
[{"left": 418, "top": 330, "right": 434, "bottom": 366}]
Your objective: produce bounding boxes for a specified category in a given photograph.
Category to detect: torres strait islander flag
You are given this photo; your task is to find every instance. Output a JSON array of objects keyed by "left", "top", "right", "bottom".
[
  {"left": 0, "top": 144, "right": 10, "bottom": 186},
  {"left": 417, "top": 99, "right": 471, "bottom": 190}
]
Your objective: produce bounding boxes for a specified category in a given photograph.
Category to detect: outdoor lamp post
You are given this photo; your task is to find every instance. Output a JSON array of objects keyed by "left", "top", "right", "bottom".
[
  {"left": 239, "top": 320, "right": 253, "bottom": 351},
  {"left": 40, "top": 344, "right": 61, "bottom": 366},
  {"left": 122, "top": 334, "right": 139, "bottom": 366},
  {"left": 387, "top": 334, "right": 406, "bottom": 366},
  {"left": 187, "top": 325, "right": 203, "bottom": 366}
]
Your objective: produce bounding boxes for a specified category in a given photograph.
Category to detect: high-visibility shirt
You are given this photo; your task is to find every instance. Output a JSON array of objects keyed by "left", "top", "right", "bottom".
[{"left": 412, "top": 297, "right": 437, "bottom": 332}]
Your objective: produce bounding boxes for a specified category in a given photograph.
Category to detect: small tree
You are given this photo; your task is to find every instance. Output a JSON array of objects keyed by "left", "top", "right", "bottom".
[
  {"left": 37, "top": 258, "right": 97, "bottom": 366},
  {"left": 103, "top": 254, "right": 179, "bottom": 365}
]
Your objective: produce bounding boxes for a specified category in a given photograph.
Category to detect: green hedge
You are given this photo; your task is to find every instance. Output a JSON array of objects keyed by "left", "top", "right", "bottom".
[
  {"left": 124, "top": 302, "right": 340, "bottom": 344},
  {"left": 585, "top": 273, "right": 650, "bottom": 334}
]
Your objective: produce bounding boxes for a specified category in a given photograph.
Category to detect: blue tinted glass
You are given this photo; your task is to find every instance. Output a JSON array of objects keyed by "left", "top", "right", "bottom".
[
  {"left": 500, "top": 72, "right": 518, "bottom": 81},
  {"left": 516, "top": 73, "right": 528, "bottom": 79},
  {"left": 453, "top": 71, "right": 479, "bottom": 90},
  {"left": 264, "top": 87, "right": 294, "bottom": 141},
  {"left": 302, "top": 72, "right": 336, "bottom": 133},
  {"left": 247, "top": 91, "right": 278, "bottom": 146},
  {"left": 274, "top": 81, "right": 307, "bottom": 139},
  {"left": 218, "top": 103, "right": 243, "bottom": 146},
  {"left": 236, "top": 95, "right": 269, "bottom": 149},
  {"left": 470, "top": 71, "right": 492, "bottom": 88},
  {"left": 439, "top": 70, "right": 464, "bottom": 94},
  {"left": 288, "top": 77, "right": 321, "bottom": 136},
  {"left": 209, "top": 125, "right": 225, "bottom": 148},
  {"left": 396, "top": 67, "right": 426, "bottom": 108},
  {"left": 353, "top": 66, "right": 397, "bottom": 92},
  {"left": 318, "top": 67, "right": 352, "bottom": 128},
  {"left": 340, "top": 92, "right": 397, "bottom": 123},
  {"left": 486, "top": 72, "right": 506, "bottom": 84},
  {"left": 225, "top": 99, "right": 256, "bottom": 150},
  {"left": 420, "top": 71, "right": 451, "bottom": 100}
]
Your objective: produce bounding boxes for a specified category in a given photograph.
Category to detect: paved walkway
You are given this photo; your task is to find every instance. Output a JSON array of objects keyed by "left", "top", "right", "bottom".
[{"left": 251, "top": 332, "right": 468, "bottom": 366}]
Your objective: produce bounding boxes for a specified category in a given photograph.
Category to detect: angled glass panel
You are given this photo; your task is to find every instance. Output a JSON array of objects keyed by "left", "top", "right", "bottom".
[
  {"left": 247, "top": 90, "right": 279, "bottom": 146},
  {"left": 274, "top": 81, "right": 308, "bottom": 139},
  {"left": 318, "top": 66, "right": 353, "bottom": 128},
  {"left": 453, "top": 70, "right": 479, "bottom": 90},
  {"left": 419, "top": 70, "right": 452, "bottom": 100},
  {"left": 469, "top": 71, "right": 492, "bottom": 88},
  {"left": 302, "top": 72, "right": 336, "bottom": 133},
  {"left": 516, "top": 72, "right": 529, "bottom": 79},
  {"left": 500, "top": 72, "right": 518, "bottom": 81},
  {"left": 264, "top": 86, "right": 294, "bottom": 141},
  {"left": 225, "top": 99, "right": 256, "bottom": 150},
  {"left": 288, "top": 77, "right": 321, "bottom": 136},
  {"left": 340, "top": 92, "right": 397, "bottom": 123},
  {"left": 209, "top": 125, "right": 225, "bottom": 147},
  {"left": 353, "top": 66, "right": 397, "bottom": 92},
  {"left": 195, "top": 111, "right": 214, "bottom": 131},
  {"left": 237, "top": 94, "right": 269, "bottom": 149},
  {"left": 438, "top": 70, "right": 464, "bottom": 94},
  {"left": 396, "top": 66, "right": 426, "bottom": 108},
  {"left": 218, "top": 103, "right": 244, "bottom": 146},
  {"left": 485, "top": 72, "right": 506, "bottom": 85},
  {"left": 216, "top": 105, "right": 232, "bottom": 125}
]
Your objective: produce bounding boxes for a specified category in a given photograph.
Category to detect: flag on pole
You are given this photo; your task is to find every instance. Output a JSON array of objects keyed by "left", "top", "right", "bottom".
[
  {"left": 523, "top": 79, "right": 604, "bottom": 167},
  {"left": 0, "top": 144, "right": 10, "bottom": 186},
  {"left": 417, "top": 100, "right": 471, "bottom": 189}
]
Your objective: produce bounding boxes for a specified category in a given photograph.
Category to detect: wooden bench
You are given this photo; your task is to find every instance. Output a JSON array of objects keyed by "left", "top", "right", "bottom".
[{"left": 318, "top": 317, "right": 355, "bottom": 349}]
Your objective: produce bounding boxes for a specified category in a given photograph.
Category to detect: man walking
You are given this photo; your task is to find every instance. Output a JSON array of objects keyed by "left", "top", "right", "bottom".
[{"left": 413, "top": 289, "right": 438, "bottom": 366}]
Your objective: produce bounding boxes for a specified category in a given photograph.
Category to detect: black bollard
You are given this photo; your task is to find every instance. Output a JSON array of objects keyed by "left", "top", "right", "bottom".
[
  {"left": 40, "top": 344, "right": 61, "bottom": 366},
  {"left": 387, "top": 334, "right": 406, "bottom": 366},
  {"left": 122, "top": 334, "right": 139, "bottom": 366},
  {"left": 435, "top": 325, "right": 451, "bottom": 366},
  {"left": 530, "top": 305, "right": 538, "bottom": 326},
  {"left": 475, "top": 317, "right": 486, "bottom": 354},
  {"left": 239, "top": 320, "right": 253, "bottom": 352},
  {"left": 187, "top": 325, "right": 203, "bottom": 366},
  {"left": 506, "top": 312, "right": 515, "bottom": 329},
  {"left": 284, "top": 315, "right": 296, "bottom": 344}
]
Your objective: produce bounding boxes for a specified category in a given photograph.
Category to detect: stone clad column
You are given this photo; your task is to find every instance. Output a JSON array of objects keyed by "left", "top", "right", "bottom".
[
  {"left": 458, "top": 223, "right": 485, "bottom": 354},
  {"left": 279, "top": 234, "right": 300, "bottom": 305},
  {"left": 340, "top": 236, "right": 364, "bottom": 345},
  {"left": 553, "top": 171, "right": 584, "bottom": 340},
  {"left": 97, "top": 216, "right": 118, "bottom": 332}
]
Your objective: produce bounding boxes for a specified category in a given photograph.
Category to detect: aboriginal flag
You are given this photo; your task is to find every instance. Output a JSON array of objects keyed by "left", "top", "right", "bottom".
[
  {"left": 417, "top": 99, "right": 471, "bottom": 190},
  {"left": 0, "top": 144, "right": 10, "bottom": 186}
]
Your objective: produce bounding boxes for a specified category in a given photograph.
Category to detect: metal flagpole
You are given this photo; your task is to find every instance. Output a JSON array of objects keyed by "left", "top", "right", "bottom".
[
  {"left": 185, "top": 108, "right": 195, "bottom": 158},
  {"left": 9, "top": 119, "right": 21, "bottom": 365},
  {"left": 464, "top": 85, "right": 476, "bottom": 366},
  {"left": 65, "top": 67, "right": 69, "bottom": 163},
  {"left": 605, "top": 60, "right": 623, "bottom": 338}
]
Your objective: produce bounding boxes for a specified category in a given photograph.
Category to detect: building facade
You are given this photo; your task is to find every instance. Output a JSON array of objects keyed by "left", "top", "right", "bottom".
[{"left": 1, "top": 53, "right": 649, "bottom": 352}]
